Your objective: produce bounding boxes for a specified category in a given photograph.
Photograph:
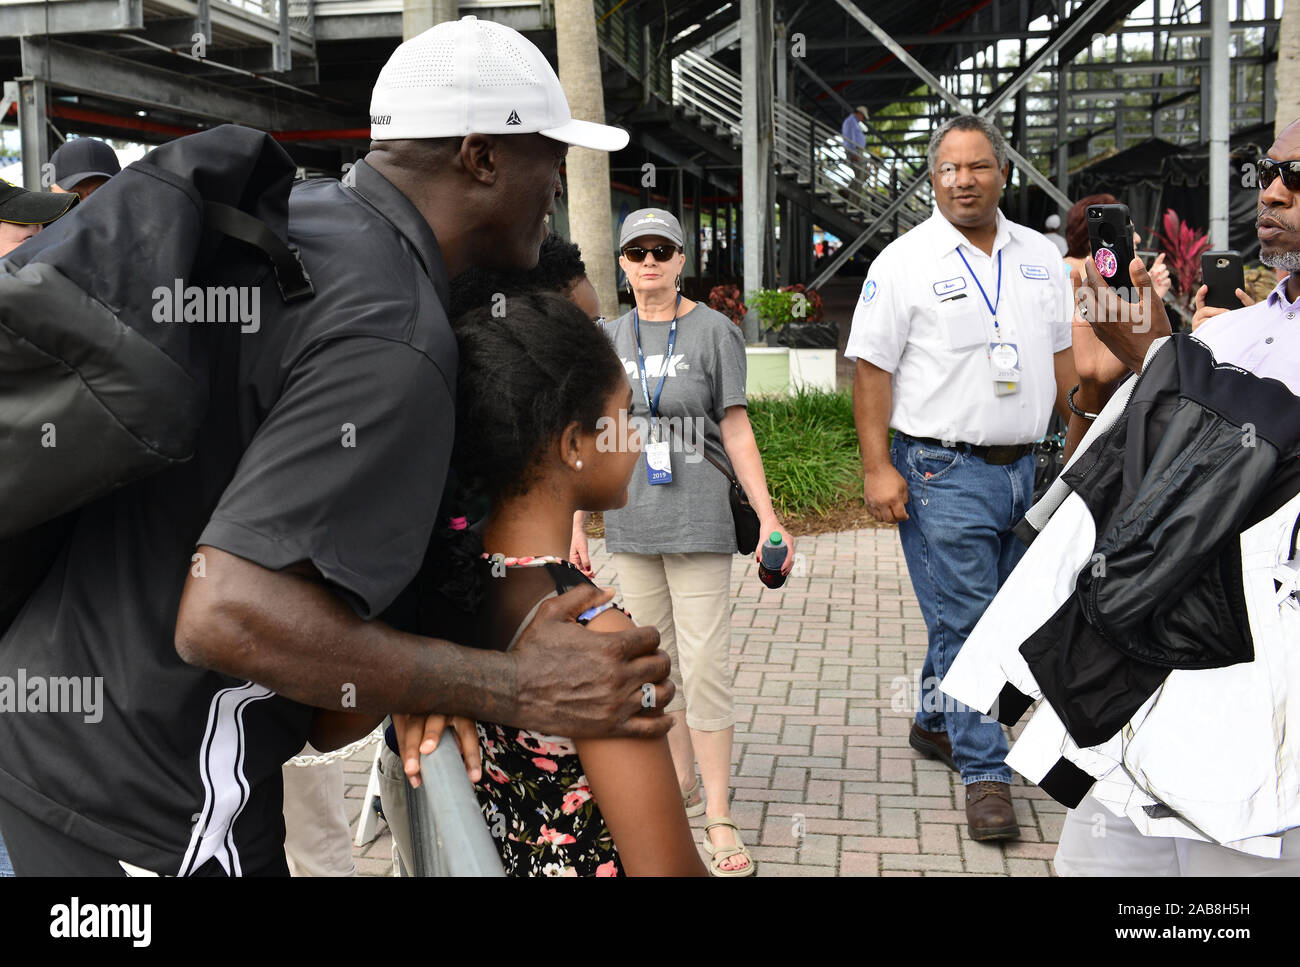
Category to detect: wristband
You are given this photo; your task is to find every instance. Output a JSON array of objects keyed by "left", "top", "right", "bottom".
[{"left": 1067, "top": 384, "right": 1099, "bottom": 421}]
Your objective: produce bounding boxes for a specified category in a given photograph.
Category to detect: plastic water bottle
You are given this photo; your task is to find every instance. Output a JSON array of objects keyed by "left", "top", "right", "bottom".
[{"left": 758, "top": 532, "right": 788, "bottom": 589}]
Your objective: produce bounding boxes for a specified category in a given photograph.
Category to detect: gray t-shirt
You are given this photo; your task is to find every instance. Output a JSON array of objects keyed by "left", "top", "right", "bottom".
[{"left": 602, "top": 302, "right": 748, "bottom": 554}]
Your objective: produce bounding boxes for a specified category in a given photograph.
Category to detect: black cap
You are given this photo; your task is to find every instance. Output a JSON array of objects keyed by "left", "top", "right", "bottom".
[
  {"left": 0, "top": 179, "right": 77, "bottom": 225},
  {"left": 50, "top": 138, "right": 121, "bottom": 190}
]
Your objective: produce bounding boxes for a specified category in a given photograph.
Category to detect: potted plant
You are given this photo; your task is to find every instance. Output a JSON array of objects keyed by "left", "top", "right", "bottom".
[
  {"left": 747, "top": 287, "right": 793, "bottom": 345},
  {"left": 748, "top": 284, "right": 837, "bottom": 347},
  {"left": 774, "top": 283, "right": 836, "bottom": 348}
]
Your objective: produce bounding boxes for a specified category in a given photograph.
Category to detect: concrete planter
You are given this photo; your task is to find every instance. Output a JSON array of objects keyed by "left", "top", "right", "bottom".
[{"left": 745, "top": 346, "right": 838, "bottom": 395}]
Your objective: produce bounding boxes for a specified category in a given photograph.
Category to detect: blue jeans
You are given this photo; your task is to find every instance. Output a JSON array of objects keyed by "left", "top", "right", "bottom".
[
  {"left": 891, "top": 433, "right": 1034, "bottom": 785},
  {"left": 0, "top": 828, "right": 12, "bottom": 877}
]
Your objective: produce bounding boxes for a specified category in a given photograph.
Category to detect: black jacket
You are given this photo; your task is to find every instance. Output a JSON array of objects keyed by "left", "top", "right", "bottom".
[{"left": 1001, "top": 335, "right": 1300, "bottom": 748}]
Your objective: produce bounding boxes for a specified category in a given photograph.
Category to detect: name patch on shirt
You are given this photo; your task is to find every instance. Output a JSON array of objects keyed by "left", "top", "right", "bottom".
[
  {"left": 1019, "top": 264, "right": 1050, "bottom": 280},
  {"left": 932, "top": 277, "right": 967, "bottom": 297}
]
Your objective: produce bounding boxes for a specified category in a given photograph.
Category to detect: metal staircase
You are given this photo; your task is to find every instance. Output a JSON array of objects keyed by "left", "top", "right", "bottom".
[{"left": 671, "top": 47, "right": 932, "bottom": 235}]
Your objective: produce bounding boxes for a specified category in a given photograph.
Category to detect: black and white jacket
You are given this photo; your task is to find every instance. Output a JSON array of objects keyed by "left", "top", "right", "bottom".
[{"left": 942, "top": 334, "right": 1300, "bottom": 855}]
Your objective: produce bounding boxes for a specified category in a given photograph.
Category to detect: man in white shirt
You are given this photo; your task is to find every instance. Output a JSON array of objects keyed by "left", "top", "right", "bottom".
[
  {"left": 846, "top": 114, "right": 1075, "bottom": 841},
  {"left": 1056, "top": 116, "right": 1300, "bottom": 875}
]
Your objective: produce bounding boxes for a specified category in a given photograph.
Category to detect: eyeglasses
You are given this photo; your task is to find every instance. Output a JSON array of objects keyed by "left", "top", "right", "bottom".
[
  {"left": 622, "top": 244, "right": 679, "bottom": 262},
  {"left": 1257, "top": 158, "right": 1300, "bottom": 191}
]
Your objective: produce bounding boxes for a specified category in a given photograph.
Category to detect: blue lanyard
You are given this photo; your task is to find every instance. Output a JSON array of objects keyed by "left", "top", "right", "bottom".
[
  {"left": 955, "top": 248, "right": 1002, "bottom": 339},
  {"left": 632, "top": 294, "right": 680, "bottom": 438}
]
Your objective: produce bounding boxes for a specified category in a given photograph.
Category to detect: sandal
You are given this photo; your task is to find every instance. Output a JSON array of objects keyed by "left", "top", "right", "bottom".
[
  {"left": 702, "top": 818, "right": 756, "bottom": 877},
  {"left": 681, "top": 776, "right": 706, "bottom": 818}
]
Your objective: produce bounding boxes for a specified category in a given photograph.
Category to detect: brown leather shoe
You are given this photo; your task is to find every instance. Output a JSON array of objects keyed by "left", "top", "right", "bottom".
[
  {"left": 908, "top": 723, "right": 957, "bottom": 773},
  {"left": 965, "top": 781, "right": 1021, "bottom": 841}
]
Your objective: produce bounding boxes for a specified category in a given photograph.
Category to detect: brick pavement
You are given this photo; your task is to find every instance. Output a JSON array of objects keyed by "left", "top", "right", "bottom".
[{"left": 341, "top": 526, "right": 1062, "bottom": 876}]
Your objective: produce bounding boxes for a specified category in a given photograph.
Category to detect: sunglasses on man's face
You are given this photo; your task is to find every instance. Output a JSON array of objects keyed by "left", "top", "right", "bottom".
[
  {"left": 622, "top": 244, "right": 679, "bottom": 262},
  {"left": 1257, "top": 158, "right": 1300, "bottom": 191}
]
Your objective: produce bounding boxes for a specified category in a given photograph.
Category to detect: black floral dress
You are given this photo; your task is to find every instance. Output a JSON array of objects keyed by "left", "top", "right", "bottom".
[{"left": 471, "top": 557, "right": 629, "bottom": 877}]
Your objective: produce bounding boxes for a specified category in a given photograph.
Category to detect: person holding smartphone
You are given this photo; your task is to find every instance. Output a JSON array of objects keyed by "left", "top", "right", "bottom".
[{"left": 1055, "top": 116, "right": 1300, "bottom": 876}]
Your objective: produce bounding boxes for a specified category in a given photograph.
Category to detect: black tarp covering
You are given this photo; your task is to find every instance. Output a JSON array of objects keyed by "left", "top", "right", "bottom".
[
  {"left": 1071, "top": 138, "right": 1186, "bottom": 243},
  {"left": 1067, "top": 123, "right": 1275, "bottom": 260}
]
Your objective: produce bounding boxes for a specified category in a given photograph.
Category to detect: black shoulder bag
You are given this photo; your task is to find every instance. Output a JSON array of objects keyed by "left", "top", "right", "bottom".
[{"left": 667, "top": 425, "right": 761, "bottom": 555}]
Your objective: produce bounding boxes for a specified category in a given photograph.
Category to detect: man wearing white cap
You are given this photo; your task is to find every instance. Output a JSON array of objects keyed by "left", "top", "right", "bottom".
[{"left": 0, "top": 16, "right": 674, "bottom": 878}]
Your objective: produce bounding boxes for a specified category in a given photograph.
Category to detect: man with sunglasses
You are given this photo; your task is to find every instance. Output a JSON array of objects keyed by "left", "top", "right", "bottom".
[
  {"left": 1053, "top": 117, "right": 1300, "bottom": 876},
  {"left": 1190, "top": 154, "right": 1300, "bottom": 329}
]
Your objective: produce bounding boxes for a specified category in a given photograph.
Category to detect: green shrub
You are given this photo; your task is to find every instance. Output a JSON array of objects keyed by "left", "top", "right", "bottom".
[{"left": 748, "top": 388, "right": 861, "bottom": 517}]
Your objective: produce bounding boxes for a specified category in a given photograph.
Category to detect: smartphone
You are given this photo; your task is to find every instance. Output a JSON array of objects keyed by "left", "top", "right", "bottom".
[
  {"left": 1086, "top": 203, "right": 1139, "bottom": 301},
  {"left": 1201, "top": 251, "right": 1245, "bottom": 310}
]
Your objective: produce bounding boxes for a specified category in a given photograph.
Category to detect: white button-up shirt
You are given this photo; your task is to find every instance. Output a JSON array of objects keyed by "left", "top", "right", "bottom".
[
  {"left": 845, "top": 209, "right": 1073, "bottom": 446},
  {"left": 1192, "top": 277, "right": 1300, "bottom": 394}
]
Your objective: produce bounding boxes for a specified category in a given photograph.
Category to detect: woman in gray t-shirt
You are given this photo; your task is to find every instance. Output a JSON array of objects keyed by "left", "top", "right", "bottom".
[{"left": 570, "top": 208, "right": 794, "bottom": 876}]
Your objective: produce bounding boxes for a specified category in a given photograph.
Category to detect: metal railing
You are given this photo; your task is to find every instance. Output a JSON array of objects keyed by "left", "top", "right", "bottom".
[
  {"left": 404, "top": 729, "right": 505, "bottom": 877},
  {"left": 594, "top": 0, "right": 672, "bottom": 103},
  {"left": 671, "top": 47, "right": 931, "bottom": 232}
]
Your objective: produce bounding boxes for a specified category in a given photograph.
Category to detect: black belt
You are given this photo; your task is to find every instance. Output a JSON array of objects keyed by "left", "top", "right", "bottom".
[{"left": 902, "top": 433, "right": 1033, "bottom": 467}]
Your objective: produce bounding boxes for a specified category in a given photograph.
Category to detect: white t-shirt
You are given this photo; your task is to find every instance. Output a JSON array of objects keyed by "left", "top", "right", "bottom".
[{"left": 845, "top": 209, "right": 1073, "bottom": 446}]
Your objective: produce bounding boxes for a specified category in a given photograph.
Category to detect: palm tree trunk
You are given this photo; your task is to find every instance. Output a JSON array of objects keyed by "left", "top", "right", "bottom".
[
  {"left": 1276, "top": 0, "right": 1300, "bottom": 138},
  {"left": 554, "top": 0, "right": 619, "bottom": 317}
]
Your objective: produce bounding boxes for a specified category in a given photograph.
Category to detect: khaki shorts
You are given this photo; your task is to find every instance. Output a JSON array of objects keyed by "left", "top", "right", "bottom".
[{"left": 610, "top": 552, "right": 734, "bottom": 732}]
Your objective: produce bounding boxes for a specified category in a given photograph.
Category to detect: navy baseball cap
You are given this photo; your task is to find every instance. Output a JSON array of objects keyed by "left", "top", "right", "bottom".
[
  {"left": 0, "top": 179, "right": 77, "bottom": 225},
  {"left": 50, "top": 138, "right": 121, "bottom": 190}
]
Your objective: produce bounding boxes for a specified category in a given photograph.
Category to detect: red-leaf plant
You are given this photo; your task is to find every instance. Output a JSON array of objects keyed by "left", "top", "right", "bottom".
[
  {"left": 778, "top": 283, "right": 825, "bottom": 324},
  {"left": 707, "top": 283, "right": 747, "bottom": 327},
  {"left": 1153, "top": 207, "right": 1211, "bottom": 324}
]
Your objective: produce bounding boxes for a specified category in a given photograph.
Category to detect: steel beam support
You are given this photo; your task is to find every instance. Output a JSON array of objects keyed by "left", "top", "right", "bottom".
[
  {"left": 16, "top": 76, "right": 49, "bottom": 191},
  {"left": 803, "top": 21, "right": 1274, "bottom": 48},
  {"left": 830, "top": 0, "right": 1079, "bottom": 209},
  {"left": 740, "top": 0, "right": 774, "bottom": 343},
  {"left": 0, "top": 0, "right": 141, "bottom": 35},
  {"left": 637, "top": 131, "right": 737, "bottom": 194},
  {"left": 1055, "top": 0, "right": 1069, "bottom": 204},
  {"left": 19, "top": 36, "right": 348, "bottom": 131},
  {"left": 198, "top": 0, "right": 211, "bottom": 50},
  {"left": 1208, "top": 0, "right": 1229, "bottom": 248}
]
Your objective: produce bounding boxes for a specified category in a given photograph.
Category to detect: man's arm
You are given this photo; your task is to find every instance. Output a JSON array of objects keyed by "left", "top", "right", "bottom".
[
  {"left": 853, "top": 358, "right": 908, "bottom": 523},
  {"left": 175, "top": 546, "right": 673, "bottom": 739},
  {"left": 1052, "top": 347, "right": 1076, "bottom": 425}
]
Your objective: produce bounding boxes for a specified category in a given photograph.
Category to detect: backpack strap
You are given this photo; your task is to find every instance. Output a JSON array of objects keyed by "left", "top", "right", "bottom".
[{"left": 203, "top": 201, "right": 314, "bottom": 303}]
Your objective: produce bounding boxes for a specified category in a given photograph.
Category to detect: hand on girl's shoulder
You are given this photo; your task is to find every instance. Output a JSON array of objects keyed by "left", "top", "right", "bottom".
[{"left": 583, "top": 600, "right": 634, "bottom": 632}]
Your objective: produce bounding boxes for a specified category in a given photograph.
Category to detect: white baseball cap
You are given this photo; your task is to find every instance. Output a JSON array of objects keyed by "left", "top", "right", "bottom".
[{"left": 369, "top": 16, "right": 630, "bottom": 152}]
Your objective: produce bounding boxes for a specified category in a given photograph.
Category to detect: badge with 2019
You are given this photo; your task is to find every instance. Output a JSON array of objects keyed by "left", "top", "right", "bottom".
[
  {"left": 645, "top": 440, "right": 672, "bottom": 485},
  {"left": 988, "top": 341, "right": 1021, "bottom": 396}
]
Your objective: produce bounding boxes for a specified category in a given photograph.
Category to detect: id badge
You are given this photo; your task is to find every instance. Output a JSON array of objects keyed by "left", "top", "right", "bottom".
[
  {"left": 988, "top": 342, "right": 1021, "bottom": 396},
  {"left": 645, "top": 440, "right": 672, "bottom": 485}
]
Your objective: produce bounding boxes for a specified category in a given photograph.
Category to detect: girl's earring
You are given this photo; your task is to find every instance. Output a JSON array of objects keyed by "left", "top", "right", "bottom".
[
  {"left": 575, "top": 459, "right": 583, "bottom": 471},
  {"left": 675, "top": 275, "right": 681, "bottom": 290}
]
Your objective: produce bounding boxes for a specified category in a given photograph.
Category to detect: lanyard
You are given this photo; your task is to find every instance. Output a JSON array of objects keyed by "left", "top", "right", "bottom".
[
  {"left": 632, "top": 294, "right": 680, "bottom": 438},
  {"left": 955, "top": 247, "right": 1003, "bottom": 339}
]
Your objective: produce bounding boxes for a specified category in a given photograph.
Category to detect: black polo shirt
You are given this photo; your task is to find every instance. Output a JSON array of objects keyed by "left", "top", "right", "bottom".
[{"left": 0, "top": 160, "right": 457, "bottom": 876}]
